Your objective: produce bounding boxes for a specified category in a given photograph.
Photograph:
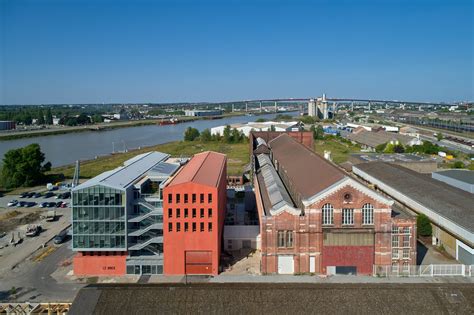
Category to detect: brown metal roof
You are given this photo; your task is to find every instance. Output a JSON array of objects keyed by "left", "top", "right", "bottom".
[
  {"left": 268, "top": 134, "right": 345, "bottom": 200},
  {"left": 167, "top": 151, "right": 226, "bottom": 188}
]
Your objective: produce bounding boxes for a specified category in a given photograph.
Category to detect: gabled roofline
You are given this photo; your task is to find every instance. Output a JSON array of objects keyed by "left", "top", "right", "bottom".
[{"left": 302, "top": 176, "right": 394, "bottom": 207}]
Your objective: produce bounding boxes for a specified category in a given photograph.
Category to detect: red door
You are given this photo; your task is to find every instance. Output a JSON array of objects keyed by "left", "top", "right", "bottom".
[{"left": 185, "top": 251, "right": 212, "bottom": 274}]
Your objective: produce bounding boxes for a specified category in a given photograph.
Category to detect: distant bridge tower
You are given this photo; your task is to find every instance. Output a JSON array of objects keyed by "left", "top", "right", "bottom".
[
  {"left": 351, "top": 101, "right": 354, "bottom": 112},
  {"left": 232, "top": 103, "right": 235, "bottom": 112},
  {"left": 274, "top": 101, "right": 278, "bottom": 113},
  {"left": 259, "top": 101, "right": 263, "bottom": 113},
  {"left": 316, "top": 94, "right": 329, "bottom": 119},
  {"left": 368, "top": 101, "right": 371, "bottom": 111},
  {"left": 245, "top": 102, "right": 248, "bottom": 112}
]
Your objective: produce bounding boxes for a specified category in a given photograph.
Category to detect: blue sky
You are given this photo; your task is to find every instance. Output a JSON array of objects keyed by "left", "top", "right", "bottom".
[{"left": 1, "top": 0, "right": 472, "bottom": 104}]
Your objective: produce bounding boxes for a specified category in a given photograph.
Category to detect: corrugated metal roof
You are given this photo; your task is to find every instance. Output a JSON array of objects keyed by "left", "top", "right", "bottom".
[
  {"left": 347, "top": 130, "right": 416, "bottom": 148},
  {"left": 433, "top": 170, "right": 474, "bottom": 185},
  {"left": 167, "top": 151, "right": 226, "bottom": 188},
  {"left": 147, "top": 162, "right": 180, "bottom": 178},
  {"left": 354, "top": 162, "right": 474, "bottom": 232},
  {"left": 256, "top": 154, "right": 297, "bottom": 215},
  {"left": 73, "top": 151, "right": 170, "bottom": 191}
]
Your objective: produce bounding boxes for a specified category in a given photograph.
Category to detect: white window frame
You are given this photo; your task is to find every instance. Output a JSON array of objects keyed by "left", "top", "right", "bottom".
[
  {"left": 403, "top": 235, "right": 410, "bottom": 247},
  {"left": 362, "top": 203, "right": 374, "bottom": 225},
  {"left": 402, "top": 248, "right": 410, "bottom": 259},
  {"left": 322, "top": 203, "right": 334, "bottom": 225},
  {"left": 342, "top": 208, "right": 354, "bottom": 225},
  {"left": 392, "top": 248, "right": 399, "bottom": 259},
  {"left": 392, "top": 235, "right": 399, "bottom": 247}
]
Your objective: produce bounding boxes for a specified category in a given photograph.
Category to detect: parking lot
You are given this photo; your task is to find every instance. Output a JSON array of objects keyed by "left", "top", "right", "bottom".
[{"left": 0, "top": 191, "right": 71, "bottom": 211}]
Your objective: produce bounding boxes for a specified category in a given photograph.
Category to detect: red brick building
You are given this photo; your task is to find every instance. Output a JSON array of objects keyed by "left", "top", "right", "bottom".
[
  {"left": 254, "top": 134, "right": 416, "bottom": 275},
  {"left": 163, "top": 151, "right": 227, "bottom": 275}
]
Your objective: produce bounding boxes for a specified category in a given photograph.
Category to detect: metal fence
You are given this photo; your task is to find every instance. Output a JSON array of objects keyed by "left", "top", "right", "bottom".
[{"left": 373, "top": 264, "right": 474, "bottom": 277}]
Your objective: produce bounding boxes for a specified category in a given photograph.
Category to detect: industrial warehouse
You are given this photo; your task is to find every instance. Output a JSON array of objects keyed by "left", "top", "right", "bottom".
[{"left": 252, "top": 134, "right": 417, "bottom": 275}]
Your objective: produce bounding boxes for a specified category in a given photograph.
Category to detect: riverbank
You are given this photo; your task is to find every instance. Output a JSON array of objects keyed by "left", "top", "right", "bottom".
[
  {"left": 51, "top": 140, "right": 250, "bottom": 179},
  {"left": 0, "top": 112, "right": 248, "bottom": 141}
]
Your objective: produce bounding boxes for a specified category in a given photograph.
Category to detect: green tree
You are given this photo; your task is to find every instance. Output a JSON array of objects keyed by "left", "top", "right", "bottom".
[
  {"left": 92, "top": 114, "right": 103, "bottom": 123},
  {"left": 200, "top": 128, "right": 212, "bottom": 142},
  {"left": 270, "top": 125, "right": 276, "bottom": 132},
  {"left": 46, "top": 108, "right": 54, "bottom": 125},
  {"left": 417, "top": 213, "right": 432, "bottom": 237},
  {"left": 0, "top": 144, "right": 51, "bottom": 189},
  {"left": 222, "top": 125, "right": 232, "bottom": 143},
  {"left": 231, "top": 128, "right": 243, "bottom": 143},
  {"left": 299, "top": 116, "right": 316, "bottom": 124},
  {"left": 375, "top": 142, "right": 387, "bottom": 153},
  {"left": 436, "top": 133, "right": 443, "bottom": 141},
  {"left": 452, "top": 161, "right": 464, "bottom": 169},
  {"left": 37, "top": 110, "right": 45, "bottom": 125},
  {"left": 184, "top": 127, "right": 200, "bottom": 141}
]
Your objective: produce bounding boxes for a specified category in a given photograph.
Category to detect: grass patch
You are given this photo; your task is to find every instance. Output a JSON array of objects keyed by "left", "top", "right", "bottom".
[
  {"left": 313, "top": 137, "right": 361, "bottom": 164},
  {"left": 51, "top": 140, "right": 250, "bottom": 178}
]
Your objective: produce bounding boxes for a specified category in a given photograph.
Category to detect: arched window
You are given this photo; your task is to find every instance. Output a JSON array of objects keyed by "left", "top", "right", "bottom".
[
  {"left": 322, "top": 203, "right": 334, "bottom": 225},
  {"left": 362, "top": 203, "right": 374, "bottom": 225}
]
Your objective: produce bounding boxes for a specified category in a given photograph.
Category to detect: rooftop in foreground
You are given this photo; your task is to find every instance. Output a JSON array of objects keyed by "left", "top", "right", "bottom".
[
  {"left": 167, "top": 151, "right": 226, "bottom": 188},
  {"left": 69, "top": 283, "right": 474, "bottom": 315}
]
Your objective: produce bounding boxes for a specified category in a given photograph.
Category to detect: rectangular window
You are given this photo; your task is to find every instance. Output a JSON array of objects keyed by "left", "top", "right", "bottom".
[
  {"left": 392, "top": 248, "right": 399, "bottom": 259},
  {"left": 184, "top": 194, "right": 188, "bottom": 203},
  {"left": 184, "top": 208, "right": 188, "bottom": 218},
  {"left": 200, "top": 208, "right": 204, "bottom": 218},
  {"left": 176, "top": 194, "right": 181, "bottom": 203},
  {"left": 168, "top": 194, "right": 173, "bottom": 203},
  {"left": 192, "top": 194, "right": 196, "bottom": 203},
  {"left": 402, "top": 262, "right": 410, "bottom": 273},
  {"left": 200, "top": 222, "right": 204, "bottom": 232},
  {"left": 192, "top": 208, "right": 196, "bottom": 218},
  {"left": 342, "top": 208, "right": 354, "bottom": 225},
  {"left": 391, "top": 263, "right": 399, "bottom": 273},
  {"left": 192, "top": 222, "right": 196, "bottom": 232},
  {"left": 168, "top": 223, "right": 172, "bottom": 232},
  {"left": 391, "top": 226, "right": 399, "bottom": 234},
  {"left": 208, "top": 208, "right": 212, "bottom": 218},
  {"left": 200, "top": 193, "right": 204, "bottom": 203},
  {"left": 185, "top": 222, "right": 189, "bottom": 232},
  {"left": 287, "top": 231, "right": 293, "bottom": 247},
  {"left": 208, "top": 193, "right": 212, "bottom": 203},
  {"left": 176, "top": 208, "right": 181, "bottom": 218},
  {"left": 168, "top": 208, "right": 172, "bottom": 218},
  {"left": 403, "top": 227, "right": 410, "bottom": 235},
  {"left": 176, "top": 222, "right": 181, "bottom": 232},
  {"left": 403, "top": 236, "right": 410, "bottom": 247},
  {"left": 277, "top": 231, "right": 294, "bottom": 248},
  {"left": 208, "top": 222, "right": 212, "bottom": 232},
  {"left": 403, "top": 248, "right": 410, "bottom": 259},
  {"left": 392, "top": 235, "right": 399, "bottom": 247}
]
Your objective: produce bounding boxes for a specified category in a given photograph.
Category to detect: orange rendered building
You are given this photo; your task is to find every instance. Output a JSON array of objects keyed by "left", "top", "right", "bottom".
[{"left": 163, "top": 151, "right": 227, "bottom": 275}]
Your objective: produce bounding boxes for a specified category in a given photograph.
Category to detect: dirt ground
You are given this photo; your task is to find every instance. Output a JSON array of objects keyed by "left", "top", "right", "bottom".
[{"left": 0, "top": 210, "right": 41, "bottom": 234}]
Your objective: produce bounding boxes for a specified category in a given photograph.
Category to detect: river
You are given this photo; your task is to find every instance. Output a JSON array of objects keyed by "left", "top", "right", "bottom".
[{"left": 0, "top": 112, "right": 298, "bottom": 167}]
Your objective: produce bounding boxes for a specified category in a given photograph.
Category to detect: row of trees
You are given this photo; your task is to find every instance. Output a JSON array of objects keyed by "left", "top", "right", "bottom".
[
  {"left": 0, "top": 108, "right": 54, "bottom": 126},
  {"left": 184, "top": 126, "right": 247, "bottom": 144},
  {"left": 0, "top": 144, "right": 51, "bottom": 189},
  {"left": 375, "top": 141, "right": 448, "bottom": 155}
]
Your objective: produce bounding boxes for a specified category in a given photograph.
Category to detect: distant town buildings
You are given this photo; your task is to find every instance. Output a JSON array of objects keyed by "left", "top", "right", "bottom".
[
  {"left": 252, "top": 134, "right": 417, "bottom": 275},
  {"left": 211, "top": 121, "right": 302, "bottom": 137},
  {"left": 184, "top": 109, "right": 223, "bottom": 117},
  {"left": 346, "top": 129, "right": 422, "bottom": 151},
  {"left": 0, "top": 120, "right": 16, "bottom": 130}
]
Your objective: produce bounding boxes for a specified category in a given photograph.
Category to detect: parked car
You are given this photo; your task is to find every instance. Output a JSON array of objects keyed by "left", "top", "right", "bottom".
[
  {"left": 26, "top": 192, "right": 35, "bottom": 198},
  {"left": 26, "top": 224, "right": 42, "bottom": 237},
  {"left": 33, "top": 192, "right": 42, "bottom": 198},
  {"left": 56, "top": 192, "right": 71, "bottom": 199},
  {"left": 19, "top": 192, "right": 29, "bottom": 198},
  {"left": 44, "top": 192, "right": 55, "bottom": 198},
  {"left": 47, "top": 202, "right": 56, "bottom": 208},
  {"left": 7, "top": 200, "right": 18, "bottom": 207},
  {"left": 16, "top": 201, "right": 27, "bottom": 207},
  {"left": 60, "top": 202, "right": 68, "bottom": 208},
  {"left": 55, "top": 201, "right": 63, "bottom": 208},
  {"left": 39, "top": 202, "right": 48, "bottom": 208},
  {"left": 53, "top": 229, "right": 68, "bottom": 244},
  {"left": 45, "top": 210, "right": 56, "bottom": 222},
  {"left": 26, "top": 201, "right": 36, "bottom": 207}
]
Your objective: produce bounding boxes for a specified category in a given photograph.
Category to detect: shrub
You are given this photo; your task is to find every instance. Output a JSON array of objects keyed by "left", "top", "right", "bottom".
[{"left": 417, "top": 213, "right": 432, "bottom": 237}]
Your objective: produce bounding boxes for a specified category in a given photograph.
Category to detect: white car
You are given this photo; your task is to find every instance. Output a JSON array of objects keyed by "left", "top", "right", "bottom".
[{"left": 7, "top": 200, "right": 18, "bottom": 207}]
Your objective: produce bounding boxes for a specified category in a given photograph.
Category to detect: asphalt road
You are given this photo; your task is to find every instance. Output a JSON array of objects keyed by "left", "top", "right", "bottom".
[{"left": 0, "top": 239, "right": 84, "bottom": 302}]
